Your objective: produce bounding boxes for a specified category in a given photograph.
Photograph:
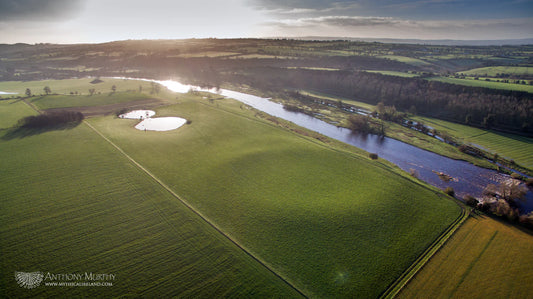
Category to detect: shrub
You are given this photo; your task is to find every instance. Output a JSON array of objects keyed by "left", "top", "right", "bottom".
[
  {"left": 444, "top": 187, "right": 455, "bottom": 197},
  {"left": 369, "top": 153, "right": 378, "bottom": 160},
  {"left": 464, "top": 195, "right": 478, "bottom": 207},
  {"left": 526, "top": 178, "right": 533, "bottom": 187},
  {"left": 348, "top": 114, "right": 372, "bottom": 134},
  {"left": 511, "top": 172, "right": 522, "bottom": 180},
  {"left": 116, "top": 108, "right": 129, "bottom": 117},
  {"left": 19, "top": 111, "right": 84, "bottom": 128}
]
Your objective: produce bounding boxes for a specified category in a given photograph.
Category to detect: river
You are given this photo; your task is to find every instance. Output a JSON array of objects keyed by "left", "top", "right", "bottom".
[{"left": 124, "top": 78, "right": 533, "bottom": 213}]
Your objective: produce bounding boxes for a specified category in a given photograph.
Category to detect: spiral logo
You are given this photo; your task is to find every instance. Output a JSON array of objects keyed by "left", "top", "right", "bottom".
[{"left": 15, "top": 271, "right": 44, "bottom": 289}]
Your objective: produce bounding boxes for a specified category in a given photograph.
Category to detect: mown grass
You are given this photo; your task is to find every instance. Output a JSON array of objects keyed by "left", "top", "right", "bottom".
[
  {"left": 377, "top": 55, "right": 431, "bottom": 66},
  {"left": 0, "top": 110, "right": 301, "bottom": 297},
  {"left": 89, "top": 95, "right": 461, "bottom": 297},
  {"left": 364, "top": 70, "right": 420, "bottom": 78},
  {"left": 0, "top": 99, "right": 38, "bottom": 129},
  {"left": 427, "top": 76, "right": 533, "bottom": 93},
  {"left": 413, "top": 116, "right": 533, "bottom": 168},
  {"left": 398, "top": 215, "right": 533, "bottom": 299},
  {"left": 461, "top": 66, "right": 533, "bottom": 77},
  {"left": 29, "top": 92, "right": 154, "bottom": 110},
  {"left": 0, "top": 78, "right": 156, "bottom": 96}
]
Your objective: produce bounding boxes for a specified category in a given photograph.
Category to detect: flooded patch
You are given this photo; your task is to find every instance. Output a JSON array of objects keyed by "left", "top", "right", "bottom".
[
  {"left": 119, "top": 110, "right": 155, "bottom": 119},
  {"left": 119, "top": 110, "right": 187, "bottom": 132},
  {"left": 135, "top": 117, "right": 187, "bottom": 131}
]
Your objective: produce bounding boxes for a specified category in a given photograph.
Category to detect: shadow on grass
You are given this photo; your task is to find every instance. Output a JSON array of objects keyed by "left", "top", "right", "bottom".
[{"left": 1, "top": 121, "right": 82, "bottom": 140}]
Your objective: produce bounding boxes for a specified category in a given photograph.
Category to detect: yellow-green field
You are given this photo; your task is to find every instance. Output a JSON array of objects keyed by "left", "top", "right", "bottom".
[
  {"left": 0, "top": 99, "right": 38, "bottom": 129},
  {"left": 0, "top": 78, "right": 156, "bottom": 96},
  {"left": 462, "top": 66, "right": 533, "bottom": 77},
  {"left": 399, "top": 215, "right": 533, "bottom": 299},
  {"left": 364, "top": 70, "right": 420, "bottom": 78},
  {"left": 428, "top": 76, "right": 533, "bottom": 93}
]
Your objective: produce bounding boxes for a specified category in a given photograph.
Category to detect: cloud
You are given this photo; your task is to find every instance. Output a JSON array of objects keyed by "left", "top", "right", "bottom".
[
  {"left": 248, "top": 0, "right": 361, "bottom": 16},
  {"left": 0, "top": 0, "right": 84, "bottom": 21},
  {"left": 262, "top": 16, "right": 533, "bottom": 40},
  {"left": 250, "top": 0, "right": 533, "bottom": 20}
]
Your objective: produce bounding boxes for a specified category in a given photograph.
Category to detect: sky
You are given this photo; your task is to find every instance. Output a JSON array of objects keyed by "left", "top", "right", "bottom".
[{"left": 0, "top": 0, "right": 532, "bottom": 44}]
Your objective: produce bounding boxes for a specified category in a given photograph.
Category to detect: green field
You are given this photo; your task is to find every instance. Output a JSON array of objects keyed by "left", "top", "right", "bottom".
[
  {"left": 413, "top": 116, "right": 533, "bottom": 168},
  {"left": 399, "top": 215, "right": 533, "bottom": 299},
  {"left": 364, "top": 70, "right": 420, "bottom": 78},
  {"left": 377, "top": 55, "right": 431, "bottom": 67},
  {"left": 1, "top": 81, "right": 462, "bottom": 297},
  {"left": 0, "top": 109, "right": 300, "bottom": 297},
  {"left": 29, "top": 92, "right": 154, "bottom": 110},
  {"left": 0, "top": 78, "right": 156, "bottom": 96},
  {"left": 428, "top": 76, "right": 533, "bottom": 93},
  {"left": 0, "top": 99, "right": 38, "bottom": 129},
  {"left": 462, "top": 66, "right": 533, "bottom": 77},
  {"left": 88, "top": 94, "right": 461, "bottom": 297}
]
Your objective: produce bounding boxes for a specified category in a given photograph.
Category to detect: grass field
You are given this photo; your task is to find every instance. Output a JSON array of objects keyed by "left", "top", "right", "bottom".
[
  {"left": 0, "top": 103, "right": 301, "bottom": 298},
  {"left": 399, "top": 215, "right": 533, "bottom": 299},
  {"left": 413, "top": 116, "right": 533, "bottom": 168},
  {"left": 462, "top": 66, "right": 533, "bottom": 77},
  {"left": 0, "top": 78, "right": 156, "bottom": 96},
  {"left": 29, "top": 92, "right": 155, "bottom": 110},
  {"left": 88, "top": 94, "right": 461, "bottom": 297},
  {"left": 0, "top": 99, "right": 38, "bottom": 129},
  {"left": 364, "top": 70, "right": 420, "bottom": 78},
  {"left": 377, "top": 55, "right": 431, "bottom": 67},
  {"left": 428, "top": 76, "right": 533, "bottom": 93},
  {"left": 1, "top": 80, "right": 464, "bottom": 297}
]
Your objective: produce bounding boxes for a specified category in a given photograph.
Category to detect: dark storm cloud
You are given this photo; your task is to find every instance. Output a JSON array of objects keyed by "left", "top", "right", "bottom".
[{"left": 0, "top": 0, "right": 84, "bottom": 21}]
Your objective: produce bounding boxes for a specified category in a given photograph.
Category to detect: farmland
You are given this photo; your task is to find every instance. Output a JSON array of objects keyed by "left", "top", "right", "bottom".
[
  {"left": 0, "top": 107, "right": 301, "bottom": 297},
  {"left": 87, "top": 92, "right": 463, "bottom": 297},
  {"left": 363, "top": 70, "right": 420, "bottom": 78},
  {"left": 427, "top": 76, "right": 533, "bottom": 93},
  {"left": 461, "top": 66, "right": 533, "bottom": 77},
  {"left": 1, "top": 80, "right": 462, "bottom": 297},
  {"left": 399, "top": 215, "right": 533, "bottom": 299},
  {"left": 0, "top": 99, "right": 38, "bottom": 129},
  {"left": 1, "top": 38, "right": 532, "bottom": 297},
  {"left": 413, "top": 116, "right": 533, "bottom": 168}
]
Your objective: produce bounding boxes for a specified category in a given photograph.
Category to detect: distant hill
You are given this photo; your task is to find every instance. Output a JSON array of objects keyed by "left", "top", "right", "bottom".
[{"left": 293, "top": 36, "right": 533, "bottom": 46}]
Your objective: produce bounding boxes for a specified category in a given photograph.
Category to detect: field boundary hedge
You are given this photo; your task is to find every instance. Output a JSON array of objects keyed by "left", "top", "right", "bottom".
[{"left": 380, "top": 204, "right": 469, "bottom": 299}]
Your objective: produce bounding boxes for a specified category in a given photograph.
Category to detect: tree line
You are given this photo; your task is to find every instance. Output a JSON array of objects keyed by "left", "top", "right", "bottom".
[
  {"left": 19, "top": 111, "right": 84, "bottom": 128},
  {"left": 224, "top": 68, "right": 533, "bottom": 135}
]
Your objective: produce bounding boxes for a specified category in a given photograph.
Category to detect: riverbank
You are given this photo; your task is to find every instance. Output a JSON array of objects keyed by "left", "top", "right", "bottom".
[
  {"left": 220, "top": 83, "right": 532, "bottom": 177},
  {"left": 155, "top": 79, "right": 530, "bottom": 213}
]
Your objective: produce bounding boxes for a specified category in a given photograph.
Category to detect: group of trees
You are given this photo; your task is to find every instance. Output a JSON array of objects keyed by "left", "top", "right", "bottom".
[
  {"left": 24, "top": 86, "right": 52, "bottom": 97},
  {"left": 465, "top": 180, "right": 530, "bottom": 226}
]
